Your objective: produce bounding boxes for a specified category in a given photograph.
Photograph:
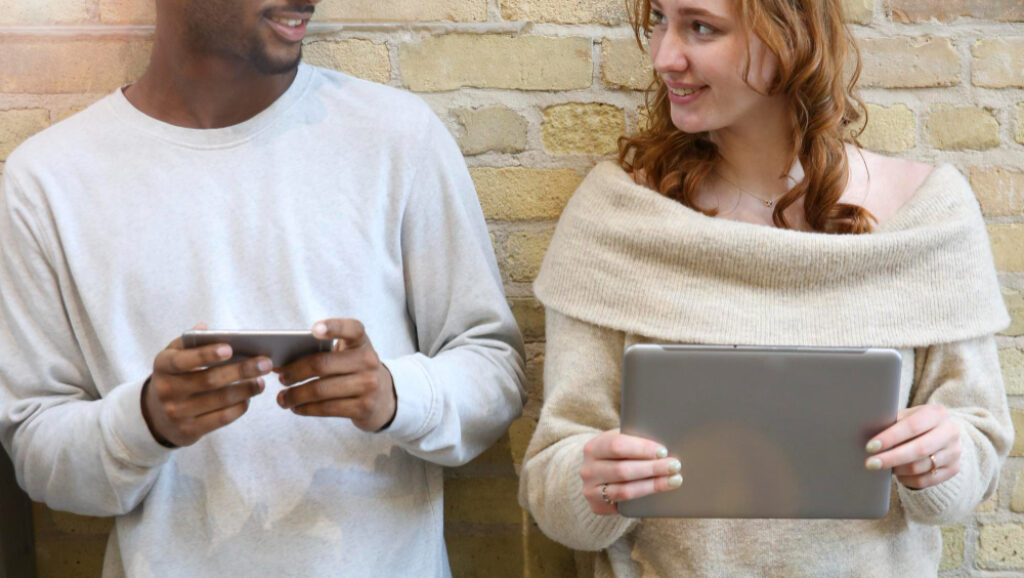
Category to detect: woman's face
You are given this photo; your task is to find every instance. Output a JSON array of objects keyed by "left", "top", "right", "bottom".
[{"left": 648, "top": 0, "right": 786, "bottom": 136}]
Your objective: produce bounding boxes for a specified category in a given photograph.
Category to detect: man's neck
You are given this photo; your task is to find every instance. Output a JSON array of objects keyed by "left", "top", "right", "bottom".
[{"left": 123, "top": 43, "right": 297, "bottom": 130}]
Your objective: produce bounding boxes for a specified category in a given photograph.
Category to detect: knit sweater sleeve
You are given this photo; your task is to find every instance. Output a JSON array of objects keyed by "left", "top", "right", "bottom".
[
  {"left": 518, "top": 309, "right": 638, "bottom": 551},
  {"left": 896, "top": 335, "right": 1012, "bottom": 524}
]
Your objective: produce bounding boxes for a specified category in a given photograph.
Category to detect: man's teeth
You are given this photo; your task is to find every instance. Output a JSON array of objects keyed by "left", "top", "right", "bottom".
[
  {"left": 271, "top": 17, "right": 303, "bottom": 27},
  {"left": 669, "top": 87, "right": 700, "bottom": 97}
]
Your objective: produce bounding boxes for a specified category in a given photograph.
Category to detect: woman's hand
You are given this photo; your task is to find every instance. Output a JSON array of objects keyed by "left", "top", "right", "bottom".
[
  {"left": 580, "top": 429, "right": 684, "bottom": 515},
  {"left": 864, "top": 404, "right": 962, "bottom": 489}
]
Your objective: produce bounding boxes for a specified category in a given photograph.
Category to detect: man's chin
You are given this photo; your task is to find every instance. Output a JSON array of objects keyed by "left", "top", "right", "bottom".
[{"left": 250, "top": 48, "right": 303, "bottom": 76}]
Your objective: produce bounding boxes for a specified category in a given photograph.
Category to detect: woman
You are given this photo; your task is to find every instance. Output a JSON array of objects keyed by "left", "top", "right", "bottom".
[{"left": 518, "top": 0, "right": 1012, "bottom": 575}]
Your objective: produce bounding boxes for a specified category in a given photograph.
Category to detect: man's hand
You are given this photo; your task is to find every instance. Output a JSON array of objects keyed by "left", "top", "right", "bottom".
[
  {"left": 275, "top": 319, "right": 396, "bottom": 432},
  {"left": 142, "top": 328, "right": 272, "bottom": 447}
]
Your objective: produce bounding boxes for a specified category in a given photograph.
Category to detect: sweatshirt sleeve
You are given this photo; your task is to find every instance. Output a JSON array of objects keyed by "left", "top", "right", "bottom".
[
  {"left": 896, "top": 334, "right": 1013, "bottom": 524},
  {"left": 518, "top": 309, "right": 638, "bottom": 551},
  {"left": 379, "top": 111, "right": 526, "bottom": 467},
  {"left": 0, "top": 171, "right": 172, "bottom": 517}
]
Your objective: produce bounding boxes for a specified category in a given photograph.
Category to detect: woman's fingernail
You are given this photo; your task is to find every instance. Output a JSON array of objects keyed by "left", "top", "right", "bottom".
[
  {"left": 313, "top": 322, "right": 327, "bottom": 336},
  {"left": 257, "top": 359, "right": 272, "bottom": 372},
  {"left": 865, "top": 457, "right": 883, "bottom": 470},
  {"left": 668, "top": 459, "right": 682, "bottom": 474},
  {"left": 277, "top": 392, "right": 286, "bottom": 408},
  {"left": 656, "top": 446, "right": 668, "bottom": 459},
  {"left": 865, "top": 439, "right": 882, "bottom": 453},
  {"left": 668, "top": 474, "right": 683, "bottom": 488},
  {"left": 217, "top": 345, "right": 232, "bottom": 359}
]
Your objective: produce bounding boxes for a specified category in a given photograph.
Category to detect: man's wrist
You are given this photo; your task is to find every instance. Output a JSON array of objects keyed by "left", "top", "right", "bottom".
[{"left": 140, "top": 377, "right": 177, "bottom": 449}]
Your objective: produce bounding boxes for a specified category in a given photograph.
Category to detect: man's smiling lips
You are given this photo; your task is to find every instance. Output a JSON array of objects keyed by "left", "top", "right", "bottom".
[{"left": 263, "top": 9, "right": 312, "bottom": 43}]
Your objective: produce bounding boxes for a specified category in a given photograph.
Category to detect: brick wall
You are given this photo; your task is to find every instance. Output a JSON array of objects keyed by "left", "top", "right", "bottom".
[{"left": 1, "top": 0, "right": 1022, "bottom": 576}]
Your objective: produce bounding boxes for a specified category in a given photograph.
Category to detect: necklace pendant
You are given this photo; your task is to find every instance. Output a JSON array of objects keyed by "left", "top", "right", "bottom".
[{"left": 764, "top": 199, "right": 775, "bottom": 208}]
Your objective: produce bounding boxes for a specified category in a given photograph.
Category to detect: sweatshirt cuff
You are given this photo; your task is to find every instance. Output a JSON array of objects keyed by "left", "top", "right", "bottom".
[
  {"left": 100, "top": 379, "right": 174, "bottom": 468},
  {"left": 381, "top": 354, "right": 437, "bottom": 443}
]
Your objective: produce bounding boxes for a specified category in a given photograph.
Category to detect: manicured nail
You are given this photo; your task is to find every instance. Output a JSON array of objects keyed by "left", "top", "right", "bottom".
[
  {"left": 256, "top": 378, "right": 265, "bottom": 393},
  {"left": 216, "top": 345, "right": 232, "bottom": 359},
  {"left": 313, "top": 322, "right": 327, "bottom": 336},
  {"left": 668, "top": 474, "right": 683, "bottom": 488},
  {"left": 865, "top": 457, "right": 883, "bottom": 470},
  {"left": 865, "top": 440, "right": 882, "bottom": 453},
  {"left": 277, "top": 392, "right": 286, "bottom": 408},
  {"left": 668, "top": 459, "right": 682, "bottom": 474},
  {"left": 257, "top": 359, "right": 272, "bottom": 372},
  {"left": 656, "top": 446, "right": 668, "bottom": 459}
]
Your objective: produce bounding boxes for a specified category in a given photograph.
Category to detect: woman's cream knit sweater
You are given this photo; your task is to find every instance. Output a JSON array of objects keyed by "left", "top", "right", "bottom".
[{"left": 519, "top": 161, "right": 1013, "bottom": 577}]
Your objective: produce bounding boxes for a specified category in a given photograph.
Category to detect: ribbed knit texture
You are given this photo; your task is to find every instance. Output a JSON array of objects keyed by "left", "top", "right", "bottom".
[
  {"left": 520, "top": 162, "right": 1013, "bottom": 577},
  {"left": 535, "top": 162, "right": 1008, "bottom": 347}
]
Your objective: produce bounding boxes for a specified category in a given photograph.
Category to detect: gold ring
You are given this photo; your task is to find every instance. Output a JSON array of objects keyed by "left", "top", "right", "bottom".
[
  {"left": 600, "top": 483, "right": 614, "bottom": 505},
  {"left": 929, "top": 454, "right": 937, "bottom": 475}
]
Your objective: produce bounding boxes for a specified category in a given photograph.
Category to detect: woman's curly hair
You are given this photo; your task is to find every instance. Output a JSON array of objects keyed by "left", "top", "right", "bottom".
[{"left": 619, "top": 0, "right": 873, "bottom": 233}]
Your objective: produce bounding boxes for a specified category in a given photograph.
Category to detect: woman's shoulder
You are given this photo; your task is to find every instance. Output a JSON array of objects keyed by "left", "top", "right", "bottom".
[{"left": 845, "top": 147, "right": 936, "bottom": 225}]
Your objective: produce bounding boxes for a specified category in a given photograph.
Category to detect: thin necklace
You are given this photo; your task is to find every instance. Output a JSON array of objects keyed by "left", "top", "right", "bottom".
[{"left": 715, "top": 171, "right": 782, "bottom": 208}]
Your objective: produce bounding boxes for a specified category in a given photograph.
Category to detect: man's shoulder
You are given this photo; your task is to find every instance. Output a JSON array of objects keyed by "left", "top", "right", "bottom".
[{"left": 304, "top": 65, "right": 438, "bottom": 134}]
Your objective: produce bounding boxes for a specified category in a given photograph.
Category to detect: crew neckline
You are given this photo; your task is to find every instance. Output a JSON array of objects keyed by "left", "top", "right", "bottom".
[{"left": 107, "top": 64, "right": 315, "bottom": 149}]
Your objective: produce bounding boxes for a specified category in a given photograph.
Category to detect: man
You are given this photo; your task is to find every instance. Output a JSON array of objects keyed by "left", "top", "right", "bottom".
[{"left": 0, "top": 0, "right": 526, "bottom": 575}]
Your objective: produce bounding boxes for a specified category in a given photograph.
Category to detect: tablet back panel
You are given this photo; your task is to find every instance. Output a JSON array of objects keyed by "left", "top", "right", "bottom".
[{"left": 618, "top": 345, "right": 901, "bottom": 519}]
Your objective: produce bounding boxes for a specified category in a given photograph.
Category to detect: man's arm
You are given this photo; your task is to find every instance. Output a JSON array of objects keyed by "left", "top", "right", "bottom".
[
  {"left": 275, "top": 109, "right": 526, "bottom": 466},
  {"left": 0, "top": 171, "right": 172, "bottom": 516}
]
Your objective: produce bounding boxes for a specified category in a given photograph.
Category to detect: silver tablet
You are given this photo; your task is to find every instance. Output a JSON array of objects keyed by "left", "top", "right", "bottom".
[{"left": 618, "top": 344, "right": 901, "bottom": 519}]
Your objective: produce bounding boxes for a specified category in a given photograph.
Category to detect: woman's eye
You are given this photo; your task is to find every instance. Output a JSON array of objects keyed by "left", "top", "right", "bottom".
[
  {"left": 651, "top": 9, "right": 668, "bottom": 26},
  {"left": 694, "top": 22, "right": 715, "bottom": 35}
]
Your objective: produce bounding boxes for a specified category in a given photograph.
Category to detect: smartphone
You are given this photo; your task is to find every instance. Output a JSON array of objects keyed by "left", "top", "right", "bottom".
[{"left": 181, "top": 330, "right": 334, "bottom": 368}]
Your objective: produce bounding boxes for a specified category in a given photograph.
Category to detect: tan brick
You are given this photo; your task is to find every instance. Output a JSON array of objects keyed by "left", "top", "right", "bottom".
[
  {"left": 400, "top": 35, "right": 592, "bottom": 92},
  {"left": 843, "top": 0, "right": 874, "bottom": 24},
  {"left": 976, "top": 491, "right": 998, "bottom": 512},
  {"left": 889, "top": 0, "right": 1024, "bottom": 23},
  {"left": 1005, "top": 287, "right": 1024, "bottom": 337},
  {"left": 1012, "top": 409, "right": 1024, "bottom": 456},
  {"left": 941, "top": 525, "right": 965, "bottom": 571},
  {"left": 510, "top": 297, "right": 546, "bottom": 342},
  {"left": 0, "top": 0, "right": 91, "bottom": 25},
  {"left": 462, "top": 432, "right": 514, "bottom": 469},
  {"left": 444, "top": 530, "right": 523, "bottom": 578},
  {"left": 318, "top": 0, "right": 486, "bottom": 22},
  {"left": 302, "top": 40, "right": 390, "bottom": 84},
  {"left": 973, "top": 39, "right": 1024, "bottom": 88},
  {"left": 989, "top": 225, "right": 1024, "bottom": 273},
  {"left": 444, "top": 477, "right": 522, "bottom": 524},
  {"left": 1017, "top": 103, "right": 1024, "bottom": 146},
  {"left": 34, "top": 536, "right": 108, "bottom": 578},
  {"left": 99, "top": 0, "right": 154, "bottom": 24},
  {"left": 504, "top": 229, "right": 555, "bottom": 282},
  {"left": 56, "top": 106, "right": 89, "bottom": 124},
  {"left": 928, "top": 106, "right": 1000, "bottom": 150},
  {"left": 0, "top": 40, "right": 151, "bottom": 95},
  {"left": 972, "top": 167, "right": 1024, "bottom": 217},
  {"left": 602, "top": 39, "right": 654, "bottom": 90},
  {"left": 509, "top": 416, "right": 537, "bottom": 467},
  {"left": 523, "top": 345, "right": 545, "bottom": 419},
  {"left": 0, "top": 109, "right": 49, "bottom": 162},
  {"left": 543, "top": 103, "right": 625, "bottom": 155},
  {"left": 471, "top": 167, "right": 581, "bottom": 221},
  {"left": 526, "top": 523, "right": 578, "bottom": 577},
  {"left": 1013, "top": 474, "right": 1024, "bottom": 512},
  {"left": 502, "top": 0, "right": 627, "bottom": 24},
  {"left": 1000, "top": 348, "right": 1024, "bottom": 396},
  {"left": 856, "top": 103, "right": 915, "bottom": 153},
  {"left": 858, "top": 37, "right": 959, "bottom": 88},
  {"left": 455, "top": 107, "right": 528, "bottom": 155},
  {"left": 979, "top": 524, "right": 1024, "bottom": 569}
]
